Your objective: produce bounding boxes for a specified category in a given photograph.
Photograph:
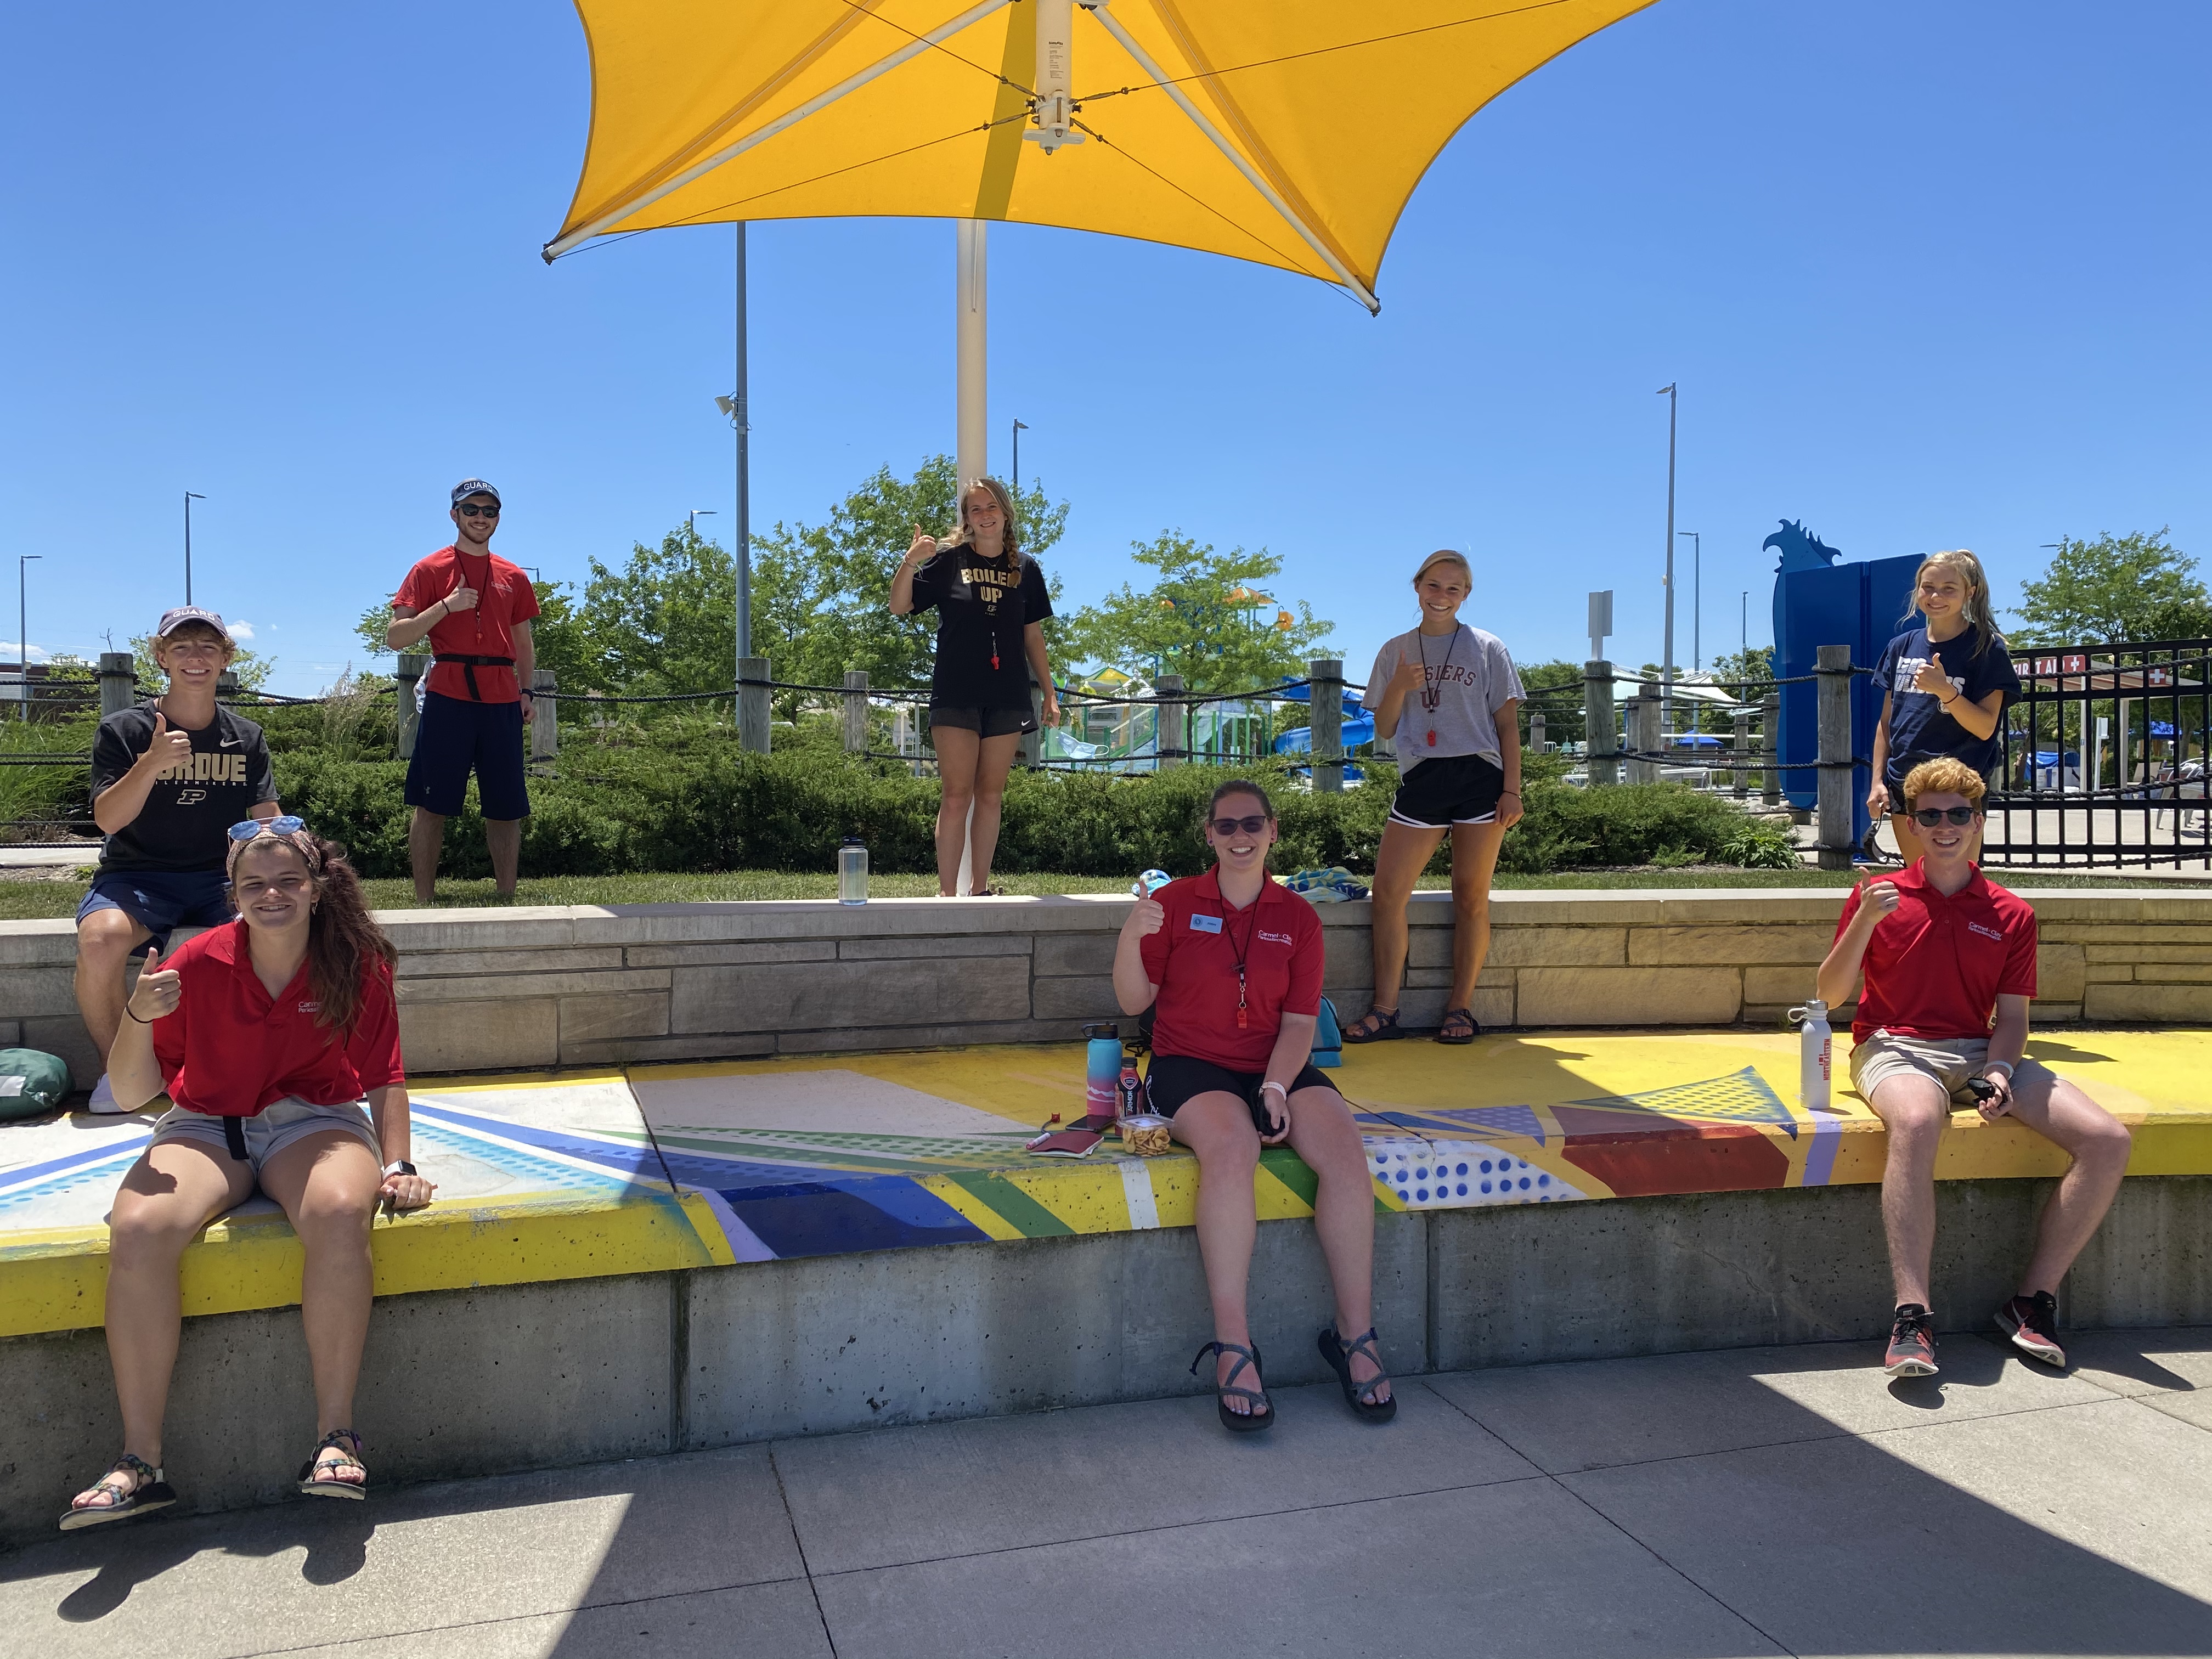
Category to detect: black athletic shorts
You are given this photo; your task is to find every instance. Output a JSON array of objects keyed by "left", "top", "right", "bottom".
[
  {"left": 930, "top": 704, "right": 1037, "bottom": 739},
  {"left": 1145, "top": 1053, "right": 1340, "bottom": 1136},
  {"left": 1389, "top": 753, "right": 1505, "bottom": 830}
]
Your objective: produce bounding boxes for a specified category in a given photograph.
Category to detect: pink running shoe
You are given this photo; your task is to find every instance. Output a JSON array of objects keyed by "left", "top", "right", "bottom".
[
  {"left": 1995, "top": 1291, "right": 2067, "bottom": 1367},
  {"left": 1884, "top": 1304, "right": 1938, "bottom": 1378}
]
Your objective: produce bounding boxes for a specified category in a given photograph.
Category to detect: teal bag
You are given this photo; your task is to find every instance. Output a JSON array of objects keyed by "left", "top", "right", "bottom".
[
  {"left": 0, "top": 1049, "right": 71, "bottom": 1121},
  {"left": 1312, "top": 996, "right": 1343, "bottom": 1070}
]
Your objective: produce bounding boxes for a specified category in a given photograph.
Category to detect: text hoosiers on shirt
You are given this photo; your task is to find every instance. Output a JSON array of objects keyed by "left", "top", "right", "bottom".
[{"left": 155, "top": 751, "right": 252, "bottom": 785}]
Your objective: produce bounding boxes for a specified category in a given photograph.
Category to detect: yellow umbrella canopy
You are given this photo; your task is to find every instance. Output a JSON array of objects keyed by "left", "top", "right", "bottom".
[{"left": 546, "top": 0, "right": 1656, "bottom": 309}]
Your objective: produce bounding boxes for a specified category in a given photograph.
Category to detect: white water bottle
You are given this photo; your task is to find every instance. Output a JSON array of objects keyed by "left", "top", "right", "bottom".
[{"left": 1788, "top": 998, "right": 1832, "bottom": 1113}]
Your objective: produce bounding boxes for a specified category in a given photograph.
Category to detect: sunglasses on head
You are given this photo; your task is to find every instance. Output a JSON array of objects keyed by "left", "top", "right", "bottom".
[
  {"left": 455, "top": 503, "right": 500, "bottom": 518},
  {"left": 1209, "top": 814, "right": 1271, "bottom": 837},
  {"left": 1912, "top": 806, "right": 1979, "bottom": 826},
  {"left": 229, "top": 815, "right": 305, "bottom": 840}
]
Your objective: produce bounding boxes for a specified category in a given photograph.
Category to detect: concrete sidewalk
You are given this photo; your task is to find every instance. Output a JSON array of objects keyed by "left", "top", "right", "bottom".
[{"left": 2, "top": 1329, "right": 2208, "bottom": 1658}]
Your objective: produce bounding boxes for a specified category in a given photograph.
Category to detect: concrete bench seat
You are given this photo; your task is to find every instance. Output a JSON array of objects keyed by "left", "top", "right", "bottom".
[{"left": 4, "top": 1032, "right": 2207, "bottom": 1536}]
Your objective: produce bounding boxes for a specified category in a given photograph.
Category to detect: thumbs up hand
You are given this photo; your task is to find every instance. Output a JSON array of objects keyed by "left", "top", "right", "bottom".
[
  {"left": 127, "top": 944, "right": 183, "bottom": 1024},
  {"left": 902, "top": 523, "right": 937, "bottom": 572},
  {"left": 142, "top": 709, "right": 194, "bottom": 776},
  {"left": 1911, "top": 650, "right": 1954, "bottom": 701}
]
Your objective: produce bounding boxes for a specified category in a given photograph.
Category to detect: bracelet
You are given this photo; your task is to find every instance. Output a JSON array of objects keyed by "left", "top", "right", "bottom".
[
  {"left": 383, "top": 1160, "right": 418, "bottom": 1178},
  {"left": 1260, "top": 1080, "right": 1289, "bottom": 1099},
  {"left": 124, "top": 1006, "right": 153, "bottom": 1025},
  {"left": 1980, "top": 1060, "right": 2015, "bottom": 1079}
]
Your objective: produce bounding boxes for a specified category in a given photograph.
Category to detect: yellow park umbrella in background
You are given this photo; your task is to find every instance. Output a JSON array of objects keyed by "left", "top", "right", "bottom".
[{"left": 545, "top": 0, "right": 1656, "bottom": 309}]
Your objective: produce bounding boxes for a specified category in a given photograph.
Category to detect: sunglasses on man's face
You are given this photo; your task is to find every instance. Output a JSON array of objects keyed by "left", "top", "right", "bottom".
[
  {"left": 455, "top": 503, "right": 500, "bottom": 518},
  {"left": 1209, "top": 815, "right": 1271, "bottom": 837},
  {"left": 1912, "top": 806, "right": 1979, "bottom": 827}
]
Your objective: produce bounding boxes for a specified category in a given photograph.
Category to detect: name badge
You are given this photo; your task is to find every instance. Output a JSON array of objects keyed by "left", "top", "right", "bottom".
[{"left": 1189, "top": 913, "right": 1222, "bottom": 934}]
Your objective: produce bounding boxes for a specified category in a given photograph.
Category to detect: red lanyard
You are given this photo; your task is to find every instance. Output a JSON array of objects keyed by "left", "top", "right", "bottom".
[{"left": 1224, "top": 899, "right": 1257, "bottom": 1028}]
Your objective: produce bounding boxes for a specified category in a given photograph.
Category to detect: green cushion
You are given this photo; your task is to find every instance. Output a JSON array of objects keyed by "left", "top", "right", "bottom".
[{"left": 0, "top": 1048, "right": 71, "bottom": 1121}]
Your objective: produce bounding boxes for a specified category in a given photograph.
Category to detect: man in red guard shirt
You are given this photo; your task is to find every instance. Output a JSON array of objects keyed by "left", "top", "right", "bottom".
[
  {"left": 1817, "top": 758, "right": 2131, "bottom": 1380},
  {"left": 385, "top": 481, "right": 540, "bottom": 902}
]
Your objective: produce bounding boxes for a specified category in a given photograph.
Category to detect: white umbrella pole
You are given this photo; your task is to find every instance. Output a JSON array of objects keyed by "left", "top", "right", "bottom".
[{"left": 956, "top": 218, "right": 988, "bottom": 893}]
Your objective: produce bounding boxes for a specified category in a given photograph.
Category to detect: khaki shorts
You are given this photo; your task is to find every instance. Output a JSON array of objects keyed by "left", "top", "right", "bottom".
[
  {"left": 149, "top": 1095, "right": 380, "bottom": 1175},
  {"left": 1848, "top": 1031, "right": 2055, "bottom": 1107}
]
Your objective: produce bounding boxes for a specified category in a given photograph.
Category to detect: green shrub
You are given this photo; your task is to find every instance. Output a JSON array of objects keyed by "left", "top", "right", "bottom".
[{"left": 263, "top": 719, "right": 1788, "bottom": 882}]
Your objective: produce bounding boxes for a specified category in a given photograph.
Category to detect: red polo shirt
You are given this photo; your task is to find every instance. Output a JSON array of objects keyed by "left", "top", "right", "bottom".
[
  {"left": 393, "top": 544, "right": 540, "bottom": 703},
  {"left": 1139, "top": 868, "right": 1324, "bottom": 1070},
  {"left": 151, "top": 919, "right": 406, "bottom": 1116},
  {"left": 1834, "top": 862, "right": 2038, "bottom": 1042}
]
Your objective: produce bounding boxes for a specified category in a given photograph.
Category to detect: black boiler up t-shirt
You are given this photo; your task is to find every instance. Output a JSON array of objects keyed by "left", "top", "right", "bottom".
[
  {"left": 1875, "top": 624, "right": 2020, "bottom": 781},
  {"left": 91, "top": 702, "right": 278, "bottom": 874},
  {"left": 908, "top": 546, "right": 1052, "bottom": 710}
]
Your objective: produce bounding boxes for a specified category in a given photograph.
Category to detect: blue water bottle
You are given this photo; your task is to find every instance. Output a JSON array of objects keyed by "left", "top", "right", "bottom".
[{"left": 1082, "top": 1022, "right": 1121, "bottom": 1121}]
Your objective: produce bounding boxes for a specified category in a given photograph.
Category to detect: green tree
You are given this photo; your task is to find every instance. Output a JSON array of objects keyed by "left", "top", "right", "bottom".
[
  {"left": 579, "top": 523, "right": 741, "bottom": 696},
  {"left": 1515, "top": 659, "right": 1585, "bottom": 745},
  {"left": 1059, "top": 533, "right": 1333, "bottom": 692},
  {"left": 751, "top": 455, "right": 1070, "bottom": 697},
  {"left": 2012, "top": 529, "right": 2211, "bottom": 644}
]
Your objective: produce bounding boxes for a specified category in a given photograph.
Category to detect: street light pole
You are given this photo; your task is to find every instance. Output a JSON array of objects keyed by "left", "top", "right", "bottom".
[
  {"left": 18, "top": 555, "right": 41, "bottom": 723},
  {"left": 1012, "top": 419, "right": 1028, "bottom": 494},
  {"left": 184, "top": 492, "right": 206, "bottom": 605},
  {"left": 1656, "top": 385, "right": 1677, "bottom": 730},
  {"left": 1678, "top": 531, "right": 1700, "bottom": 671},
  {"left": 1741, "top": 590, "right": 1748, "bottom": 658},
  {"left": 689, "top": 509, "right": 716, "bottom": 538}
]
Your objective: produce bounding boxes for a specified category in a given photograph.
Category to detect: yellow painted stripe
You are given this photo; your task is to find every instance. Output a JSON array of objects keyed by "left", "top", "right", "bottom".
[
  {"left": 0, "top": 1189, "right": 721, "bottom": 1339},
  {"left": 915, "top": 1173, "right": 1028, "bottom": 1241}
]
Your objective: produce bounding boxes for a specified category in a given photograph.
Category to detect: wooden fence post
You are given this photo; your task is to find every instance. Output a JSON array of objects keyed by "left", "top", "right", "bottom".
[
  {"left": 843, "top": 671, "right": 870, "bottom": 754},
  {"left": 98, "top": 652, "right": 134, "bottom": 721},
  {"left": 396, "top": 654, "right": 425, "bottom": 759},
  {"left": 1311, "top": 658, "right": 1344, "bottom": 793},
  {"left": 1583, "top": 661, "right": 1618, "bottom": 787},
  {"left": 1815, "top": 644, "right": 1854, "bottom": 869},
  {"left": 738, "top": 656, "right": 771, "bottom": 755},
  {"left": 1762, "top": 692, "right": 1782, "bottom": 806},
  {"left": 531, "top": 670, "right": 558, "bottom": 763}
]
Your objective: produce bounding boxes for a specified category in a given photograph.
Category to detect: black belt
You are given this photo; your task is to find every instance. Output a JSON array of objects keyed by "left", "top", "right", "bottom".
[
  {"left": 432, "top": 653, "right": 514, "bottom": 702},
  {"left": 223, "top": 1115, "right": 248, "bottom": 1161}
]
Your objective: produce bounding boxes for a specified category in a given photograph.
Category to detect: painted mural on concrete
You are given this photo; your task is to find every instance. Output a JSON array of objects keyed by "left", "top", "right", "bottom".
[{"left": 2, "top": 1031, "right": 2204, "bottom": 1337}]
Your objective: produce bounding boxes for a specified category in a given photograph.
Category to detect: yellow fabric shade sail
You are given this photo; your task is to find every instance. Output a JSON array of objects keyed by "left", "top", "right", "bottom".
[{"left": 548, "top": 0, "right": 1656, "bottom": 308}]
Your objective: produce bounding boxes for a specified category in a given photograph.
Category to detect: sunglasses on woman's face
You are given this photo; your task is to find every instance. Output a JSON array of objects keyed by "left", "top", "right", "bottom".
[
  {"left": 1210, "top": 815, "right": 1270, "bottom": 837},
  {"left": 1912, "top": 806, "right": 1979, "bottom": 826}
]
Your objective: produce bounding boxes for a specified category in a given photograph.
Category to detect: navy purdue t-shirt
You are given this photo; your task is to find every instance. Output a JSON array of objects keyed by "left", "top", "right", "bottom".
[
  {"left": 1875, "top": 624, "right": 2020, "bottom": 782},
  {"left": 91, "top": 702, "right": 278, "bottom": 874}
]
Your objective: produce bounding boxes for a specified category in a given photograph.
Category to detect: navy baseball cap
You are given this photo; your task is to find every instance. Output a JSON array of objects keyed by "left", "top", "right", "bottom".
[
  {"left": 154, "top": 606, "right": 233, "bottom": 643},
  {"left": 450, "top": 479, "right": 501, "bottom": 507}
]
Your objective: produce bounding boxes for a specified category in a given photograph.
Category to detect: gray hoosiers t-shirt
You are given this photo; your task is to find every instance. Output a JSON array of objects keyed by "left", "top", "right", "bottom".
[{"left": 1368, "top": 625, "right": 1525, "bottom": 770}]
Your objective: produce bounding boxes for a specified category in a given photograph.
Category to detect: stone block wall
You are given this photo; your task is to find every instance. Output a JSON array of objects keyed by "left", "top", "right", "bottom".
[{"left": 3, "top": 888, "right": 2208, "bottom": 1084}]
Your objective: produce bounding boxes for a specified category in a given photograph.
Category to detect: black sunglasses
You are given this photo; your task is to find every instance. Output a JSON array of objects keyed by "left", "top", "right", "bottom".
[
  {"left": 455, "top": 503, "right": 500, "bottom": 518},
  {"left": 1912, "top": 806, "right": 1979, "bottom": 826},
  {"left": 1209, "top": 814, "right": 1271, "bottom": 837}
]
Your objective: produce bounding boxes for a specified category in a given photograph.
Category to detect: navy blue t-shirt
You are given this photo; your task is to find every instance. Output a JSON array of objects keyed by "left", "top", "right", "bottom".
[{"left": 1875, "top": 624, "right": 2019, "bottom": 782}]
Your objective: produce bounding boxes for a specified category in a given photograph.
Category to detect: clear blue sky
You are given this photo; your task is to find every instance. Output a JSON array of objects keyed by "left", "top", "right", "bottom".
[{"left": 3, "top": 1, "right": 2205, "bottom": 694}]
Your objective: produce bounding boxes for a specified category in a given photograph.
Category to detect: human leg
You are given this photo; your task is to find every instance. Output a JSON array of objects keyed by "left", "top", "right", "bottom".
[
  {"left": 484, "top": 819, "right": 521, "bottom": 896},
  {"left": 407, "top": 809, "right": 447, "bottom": 903},
  {"left": 72, "top": 904, "right": 151, "bottom": 1067},
  {"left": 2003, "top": 1072, "right": 2132, "bottom": 1297},
  {"left": 932, "top": 725, "right": 980, "bottom": 896},
  {"left": 1443, "top": 820, "right": 1508, "bottom": 1028},
  {"left": 1283, "top": 1084, "right": 1391, "bottom": 1406},
  {"left": 260, "top": 1129, "right": 384, "bottom": 1486},
  {"left": 1168, "top": 1093, "right": 1267, "bottom": 1414},
  {"left": 1352, "top": 820, "right": 1445, "bottom": 1036},
  {"left": 71, "top": 1140, "right": 252, "bottom": 1511},
  {"left": 962, "top": 731, "right": 1023, "bottom": 892},
  {"left": 1889, "top": 812, "right": 1926, "bottom": 865},
  {"left": 1865, "top": 1071, "right": 1953, "bottom": 1308}
]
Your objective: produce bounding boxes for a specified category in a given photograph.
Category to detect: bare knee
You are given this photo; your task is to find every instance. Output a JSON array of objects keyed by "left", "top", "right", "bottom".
[
  {"left": 974, "top": 783, "right": 1006, "bottom": 815},
  {"left": 76, "top": 912, "right": 144, "bottom": 974},
  {"left": 1452, "top": 885, "right": 1491, "bottom": 922},
  {"left": 106, "top": 1200, "right": 205, "bottom": 1269},
  {"left": 940, "top": 785, "right": 975, "bottom": 816},
  {"left": 2072, "top": 1112, "right": 2133, "bottom": 1172}
]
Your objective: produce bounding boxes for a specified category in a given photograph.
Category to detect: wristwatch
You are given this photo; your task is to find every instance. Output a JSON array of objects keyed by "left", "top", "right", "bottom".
[{"left": 383, "top": 1160, "right": 418, "bottom": 1177}]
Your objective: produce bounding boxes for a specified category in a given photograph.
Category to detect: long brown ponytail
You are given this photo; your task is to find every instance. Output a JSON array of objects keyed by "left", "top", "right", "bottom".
[{"left": 302, "top": 836, "right": 396, "bottom": 1034}]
